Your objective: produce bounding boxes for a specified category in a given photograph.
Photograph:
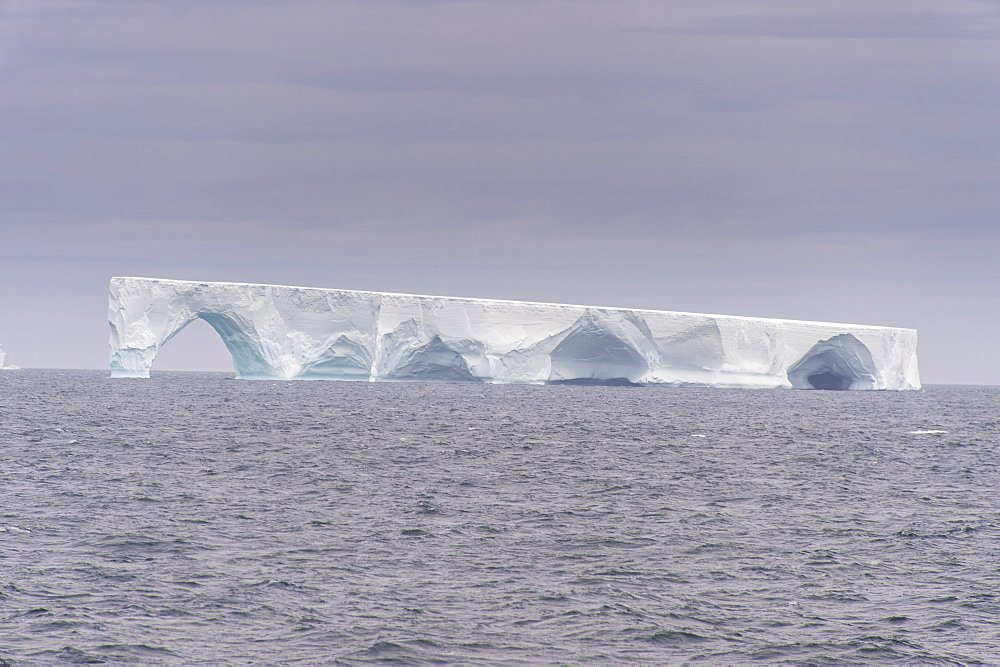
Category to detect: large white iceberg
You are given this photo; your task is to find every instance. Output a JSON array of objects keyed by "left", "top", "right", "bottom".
[{"left": 108, "top": 277, "right": 920, "bottom": 390}]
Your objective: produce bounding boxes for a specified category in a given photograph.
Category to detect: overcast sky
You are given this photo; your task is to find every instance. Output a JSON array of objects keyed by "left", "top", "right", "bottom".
[{"left": 1, "top": 0, "right": 997, "bottom": 384}]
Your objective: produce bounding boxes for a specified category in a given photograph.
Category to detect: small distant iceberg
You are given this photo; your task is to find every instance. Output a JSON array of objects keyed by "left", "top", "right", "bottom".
[{"left": 0, "top": 344, "right": 19, "bottom": 370}]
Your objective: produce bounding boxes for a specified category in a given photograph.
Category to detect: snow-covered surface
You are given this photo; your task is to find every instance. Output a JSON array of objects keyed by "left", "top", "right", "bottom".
[{"left": 108, "top": 277, "right": 921, "bottom": 390}]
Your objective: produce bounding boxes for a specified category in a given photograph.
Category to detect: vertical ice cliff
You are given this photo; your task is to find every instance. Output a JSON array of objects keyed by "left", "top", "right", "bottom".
[{"left": 108, "top": 277, "right": 921, "bottom": 390}]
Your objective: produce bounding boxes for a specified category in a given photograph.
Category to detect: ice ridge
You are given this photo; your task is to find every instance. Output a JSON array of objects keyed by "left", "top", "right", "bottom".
[{"left": 108, "top": 277, "right": 921, "bottom": 390}]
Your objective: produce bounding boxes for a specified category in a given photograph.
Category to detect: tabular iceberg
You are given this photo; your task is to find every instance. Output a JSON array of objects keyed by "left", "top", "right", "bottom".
[{"left": 108, "top": 277, "right": 920, "bottom": 390}]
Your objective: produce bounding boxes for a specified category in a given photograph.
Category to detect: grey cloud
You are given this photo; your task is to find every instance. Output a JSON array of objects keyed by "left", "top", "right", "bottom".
[{"left": 0, "top": 0, "right": 996, "bottom": 382}]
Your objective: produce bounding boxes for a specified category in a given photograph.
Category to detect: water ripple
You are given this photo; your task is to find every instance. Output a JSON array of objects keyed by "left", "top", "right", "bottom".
[{"left": 0, "top": 371, "right": 997, "bottom": 663}]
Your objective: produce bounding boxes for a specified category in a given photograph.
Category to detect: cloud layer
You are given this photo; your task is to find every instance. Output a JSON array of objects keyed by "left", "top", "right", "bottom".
[{"left": 1, "top": 0, "right": 997, "bottom": 382}]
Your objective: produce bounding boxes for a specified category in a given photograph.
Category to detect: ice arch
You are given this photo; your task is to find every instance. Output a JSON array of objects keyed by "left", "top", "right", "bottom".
[
  {"left": 108, "top": 278, "right": 380, "bottom": 379},
  {"left": 548, "top": 314, "right": 650, "bottom": 385},
  {"left": 141, "top": 316, "right": 243, "bottom": 372},
  {"left": 112, "top": 310, "right": 370, "bottom": 380},
  {"left": 786, "top": 334, "right": 878, "bottom": 390}
]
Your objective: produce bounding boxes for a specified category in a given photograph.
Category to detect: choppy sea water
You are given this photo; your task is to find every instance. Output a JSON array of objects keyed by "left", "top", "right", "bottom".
[{"left": 0, "top": 370, "right": 998, "bottom": 664}]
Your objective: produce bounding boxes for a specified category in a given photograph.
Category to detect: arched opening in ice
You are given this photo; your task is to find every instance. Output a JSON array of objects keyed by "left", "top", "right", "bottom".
[
  {"left": 142, "top": 313, "right": 375, "bottom": 380},
  {"left": 548, "top": 316, "right": 649, "bottom": 385},
  {"left": 787, "top": 334, "right": 878, "bottom": 391},
  {"left": 196, "top": 313, "right": 273, "bottom": 377},
  {"left": 147, "top": 317, "right": 236, "bottom": 373},
  {"left": 108, "top": 277, "right": 921, "bottom": 388},
  {"left": 385, "top": 336, "right": 482, "bottom": 383}
]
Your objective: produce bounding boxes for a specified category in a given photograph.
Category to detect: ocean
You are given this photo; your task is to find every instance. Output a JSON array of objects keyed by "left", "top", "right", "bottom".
[{"left": 1, "top": 370, "right": 998, "bottom": 663}]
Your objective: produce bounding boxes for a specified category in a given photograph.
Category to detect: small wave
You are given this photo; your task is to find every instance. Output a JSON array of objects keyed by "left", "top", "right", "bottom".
[
  {"left": 355, "top": 640, "right": 408, "bottom": 658},
  {"left": 600, "top": 537, "right": 656, "bottom": 548},
  {"left": 908, "top": 429, "right": 949, "bottom": 435},
  {"left": 30, "top": 643, "right": 178, "bottom": 664},
  {"left": 249, "top": 579, "right": 310, "bottom": 592},
  {"left": 683, "top": 542, "right": 728, "bottom": 554},
  {"left": 348, "top": 639, "right": 444, "bottom": 661},
  {"left": 93, "top": 643, "right": 182, "bottom": 660},
  {"left": 847, "top": 634, "right": 926, "bottom": 660},
  {"left": 33, "top": 646, "right": 105, "bottom": 664},
  {"left": 10, "top": 607, "right": 50, "bottom": 619},
  {"left": 649, "top": 630, "right": 710, "bottom": 646}
]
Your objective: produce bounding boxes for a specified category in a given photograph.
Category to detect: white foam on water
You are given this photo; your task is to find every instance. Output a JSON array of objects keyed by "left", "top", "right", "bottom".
[{"left": 1, "top": 526, "right": 30, "bottom": 533}]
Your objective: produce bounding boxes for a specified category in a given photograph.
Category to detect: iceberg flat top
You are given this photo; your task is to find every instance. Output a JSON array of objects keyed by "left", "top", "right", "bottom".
[{"left": 114, "top": 276, "right": 914, "bottom": 333}]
